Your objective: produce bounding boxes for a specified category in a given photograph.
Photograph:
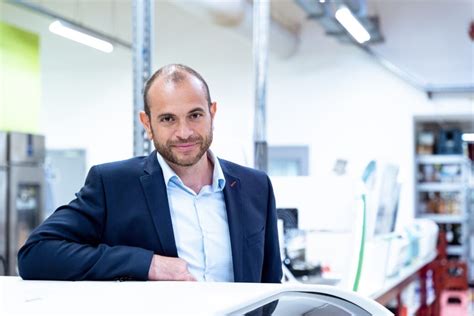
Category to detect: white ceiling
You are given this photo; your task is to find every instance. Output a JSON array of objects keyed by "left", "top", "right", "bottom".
[
  {"left": 11, "top": 0, "right": 474, "bottom": 87},
  {"left": 368, "top": 0, "right": 474, "bottom": 86}
]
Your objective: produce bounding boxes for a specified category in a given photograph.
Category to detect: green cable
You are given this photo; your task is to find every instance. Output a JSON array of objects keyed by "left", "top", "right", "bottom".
[{"left": 353, "top": 194, "right": 367, "bottom": 292}]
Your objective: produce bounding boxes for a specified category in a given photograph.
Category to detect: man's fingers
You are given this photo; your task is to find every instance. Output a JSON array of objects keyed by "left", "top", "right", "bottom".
[
  {"left": 179, "top": 271, "right": 196, "bottom": 281},
  {"left": 174, "top": 272, "right": 195, "bottom": 281},
  {"left": 185, "top": 273, "right": 197, "bottom": 281},
  {"left": 148, "top": 254, "right": 197, "bottom": 281}
]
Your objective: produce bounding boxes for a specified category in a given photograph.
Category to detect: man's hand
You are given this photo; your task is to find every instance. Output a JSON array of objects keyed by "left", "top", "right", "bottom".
[{"left": 148, "top": 254, "right": 197, "bottom": 281}]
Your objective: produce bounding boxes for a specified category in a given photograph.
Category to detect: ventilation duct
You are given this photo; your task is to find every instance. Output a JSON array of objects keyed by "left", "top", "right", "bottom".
[{"left": 296, "top": 0, "right": 383, "bottom": 44}]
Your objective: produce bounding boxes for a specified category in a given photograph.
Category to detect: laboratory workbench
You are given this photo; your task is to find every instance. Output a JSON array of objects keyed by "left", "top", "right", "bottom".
[{"left": 0, "top": 276, "right": 392, "bottom": 315}]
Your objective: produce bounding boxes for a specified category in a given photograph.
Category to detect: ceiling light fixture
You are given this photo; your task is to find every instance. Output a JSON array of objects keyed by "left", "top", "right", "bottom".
[
  {"left": 49, "top": 20, "right": 114, "bottom": 53},
  {"left": 335, "top": 6, "right": 371, "bottom": 44}
]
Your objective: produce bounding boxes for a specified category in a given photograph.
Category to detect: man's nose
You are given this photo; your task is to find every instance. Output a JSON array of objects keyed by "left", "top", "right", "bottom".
[{"left": 176, "top": 122, "right": 194, "bottom": 140}]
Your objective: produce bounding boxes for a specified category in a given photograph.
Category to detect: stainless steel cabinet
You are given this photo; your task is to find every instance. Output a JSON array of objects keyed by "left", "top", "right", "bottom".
[{"left": 0, "top": 132, "right": 45, "bottom": 275}]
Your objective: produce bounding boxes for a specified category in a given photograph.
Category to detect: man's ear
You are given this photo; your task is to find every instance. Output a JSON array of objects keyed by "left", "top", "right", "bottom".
[
  {"left": 210, "top": 102, "right": 217, "bottom": 119},
  {"left": 139, "top": 111, "right": 153, "bottom": 140}
]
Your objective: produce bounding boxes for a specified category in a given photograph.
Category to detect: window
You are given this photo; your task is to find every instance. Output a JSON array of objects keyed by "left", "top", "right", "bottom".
[{"left": 268, "top": 146, "right": 309, "bottom": 176}]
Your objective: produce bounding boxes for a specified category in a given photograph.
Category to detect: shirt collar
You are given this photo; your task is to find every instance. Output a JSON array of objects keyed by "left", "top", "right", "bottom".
[{"left": 156, "top": 150, "right": 226, "bottom": 192}]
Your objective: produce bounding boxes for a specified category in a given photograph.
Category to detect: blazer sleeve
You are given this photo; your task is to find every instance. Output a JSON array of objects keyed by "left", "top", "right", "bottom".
[
  {"left": 17, "top": 165, "right": 154, "bottom": 281},
  {"left": 261, "top": 176, "right": 283, "bottom": 283}
]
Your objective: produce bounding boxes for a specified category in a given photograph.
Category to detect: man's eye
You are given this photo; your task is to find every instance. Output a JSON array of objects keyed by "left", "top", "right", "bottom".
[
  {"left": 190, "top": 113, "right": 203, "bottom": 120},
  {"left": 160, "top": 116, "right": 174, "bottom": 123}
]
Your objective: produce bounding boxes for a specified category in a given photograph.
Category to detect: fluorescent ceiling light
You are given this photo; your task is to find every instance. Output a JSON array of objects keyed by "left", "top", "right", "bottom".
[
  {"left": 49, "top": 20, "right": 113, "bottom": 53},
  {"left": 335, "top": 6, "right": 371, "bottom": 44},
  {"left": 462, "top": 133, "right": 474, "bottom": 142}
]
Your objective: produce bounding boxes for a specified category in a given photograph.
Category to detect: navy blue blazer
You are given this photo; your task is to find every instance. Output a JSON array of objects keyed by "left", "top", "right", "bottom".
[{"left": 18, "top": 151, "right": 282, "bottom": 283}]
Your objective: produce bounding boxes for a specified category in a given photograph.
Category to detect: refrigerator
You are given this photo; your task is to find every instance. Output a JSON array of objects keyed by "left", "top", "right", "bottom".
[{"left": 0, "top": 132, "right": 45, "bottom": 275}]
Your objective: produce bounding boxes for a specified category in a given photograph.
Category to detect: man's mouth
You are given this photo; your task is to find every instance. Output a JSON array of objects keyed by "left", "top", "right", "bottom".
[{"left": 171, "top": 142, "right": 200, "bottom": 152}]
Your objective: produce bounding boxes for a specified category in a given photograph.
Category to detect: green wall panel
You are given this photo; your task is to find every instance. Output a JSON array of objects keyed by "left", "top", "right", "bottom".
[{"left": 0, "top": 21, "right": 40, "bottom": 133}]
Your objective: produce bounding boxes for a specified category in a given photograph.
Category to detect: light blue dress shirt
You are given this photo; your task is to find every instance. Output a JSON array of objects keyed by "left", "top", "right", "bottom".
[{"left": 156, "top": 151, "right": 234, "bottom": 282}]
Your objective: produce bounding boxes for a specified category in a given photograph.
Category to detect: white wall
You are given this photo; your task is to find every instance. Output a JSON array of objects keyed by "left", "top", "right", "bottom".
[
  {"left": 2, "top": 1, "right": 473, "bottom": 227},
  {"left": 267, "top": 20, "right": 473, "bottom": 228},
  {"left": 1, "top": 2, "right": 133, "bottom": 168}
]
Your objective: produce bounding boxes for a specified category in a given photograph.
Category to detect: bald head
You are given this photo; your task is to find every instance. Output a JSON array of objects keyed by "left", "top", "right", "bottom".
[{"left": 143, "top": 64, "right": 212, "bottom": 116}]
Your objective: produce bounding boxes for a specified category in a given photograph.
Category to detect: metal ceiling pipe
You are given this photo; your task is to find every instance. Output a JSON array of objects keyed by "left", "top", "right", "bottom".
[
  {"left": 253, "top": 0, "right": 270, "bottom": 172},
  {"left": 425, "top": 85, "right": 474, "bottom": 95},
  {"left": 361, "top": 46, "right": 474, "bottom": 98},
  {"left": 360, "top": 45, "right": 427, "bottom": 91}
]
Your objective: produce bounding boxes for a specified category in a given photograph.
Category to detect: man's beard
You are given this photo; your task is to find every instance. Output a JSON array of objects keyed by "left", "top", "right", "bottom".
[{"left": 153, "top": 128, "right": 213, "bottom": 167}]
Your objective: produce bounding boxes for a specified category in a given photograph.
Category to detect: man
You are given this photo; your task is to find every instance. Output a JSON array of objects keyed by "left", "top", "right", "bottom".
[{"left": 18, "top": 64, "right": 282, "bottom": 283}]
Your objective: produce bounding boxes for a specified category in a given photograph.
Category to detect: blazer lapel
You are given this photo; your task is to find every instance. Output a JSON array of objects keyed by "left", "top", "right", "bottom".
[
  {"left": 140, "top": 151, "right": 178, "bottom": 257},
  {"left": 220, "top": 160, "right": 245, "bottom": 282}
]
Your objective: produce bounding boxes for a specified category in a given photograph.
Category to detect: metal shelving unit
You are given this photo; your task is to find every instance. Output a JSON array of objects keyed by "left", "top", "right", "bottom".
[
  {"left": 415, "top": 154, "right": 471, "bottom": 263},
  {"left": 414, "top": 116, "right": 474, "bottom": 284}
]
